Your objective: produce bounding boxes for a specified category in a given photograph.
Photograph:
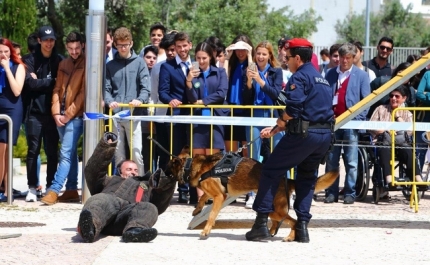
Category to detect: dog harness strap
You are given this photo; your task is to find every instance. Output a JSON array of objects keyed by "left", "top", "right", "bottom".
[{"left": 135, "top": 183, "right": 145, "bottom": 202}]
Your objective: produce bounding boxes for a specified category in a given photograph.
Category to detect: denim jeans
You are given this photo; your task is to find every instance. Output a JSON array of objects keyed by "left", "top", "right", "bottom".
[
  {"left": 49, "top": 118, "right": 83, "bottom": 193},
  {"left": 325, "top": 129, "right": 358, "bottom": 198},
  {"left": 246, "top": 125, "right": 284, "bottom": 161},
  {"left": 114, "top": 119, "right": 144, "bottom": 176},
  {"left": 245, "top": 109, "right": 284, "bottom": 161}
]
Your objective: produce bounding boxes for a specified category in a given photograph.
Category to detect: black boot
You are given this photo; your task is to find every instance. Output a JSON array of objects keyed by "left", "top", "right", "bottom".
[
  {"left": 245, "top": 212, "right": 270, "bottom": 241},
  {"left": 294, "top": 221, "right": 310, "bottom": 243},
  {"left": 122, "top": 227, "right": 158, "bottom": 243}
]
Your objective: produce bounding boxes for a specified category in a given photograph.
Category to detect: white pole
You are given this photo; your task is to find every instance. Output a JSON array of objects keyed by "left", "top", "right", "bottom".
[
  {"left": 82, "top": 0, "right": 106, "bottom": 203},
  {"left": 365, "top": 0, "right": 370, "bottom": 47}
]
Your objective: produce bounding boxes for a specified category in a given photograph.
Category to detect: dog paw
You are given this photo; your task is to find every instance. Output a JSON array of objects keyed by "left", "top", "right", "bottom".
[
  {"left": 192, "top": 209, "right": 202, "bottom": 216},
  {"left": 282, "top": 236, "right": 295, "bottom": 242},
  {"left": 199, "top": 232, "right": 209, "bottom": 240}
]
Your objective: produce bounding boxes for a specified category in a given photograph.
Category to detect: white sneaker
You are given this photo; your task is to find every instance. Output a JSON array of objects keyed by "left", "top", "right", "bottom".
[
  {"left": 290, "top": 194, "right": 295, "bottom": 208},
  {"left": 245, "top": 195, "right": 255, "bottom": 209},
  {"left": 25, "top": 188, "right": 37, "bottom": 202}
]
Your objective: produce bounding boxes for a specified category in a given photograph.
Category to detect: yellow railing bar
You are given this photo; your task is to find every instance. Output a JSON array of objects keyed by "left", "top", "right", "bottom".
[{"left": 390, "top": 107, "right": 430, "bottom": 212}]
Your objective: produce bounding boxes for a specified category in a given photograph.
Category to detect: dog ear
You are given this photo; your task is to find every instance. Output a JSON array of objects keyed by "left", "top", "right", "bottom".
[{"left": 180, "top": 145, "right": 190, "bottom": 155}]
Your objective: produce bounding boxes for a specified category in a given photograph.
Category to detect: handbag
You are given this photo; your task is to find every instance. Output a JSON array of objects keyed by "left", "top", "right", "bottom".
[{"left": 380, "top": 131, "right": 411, "bottom": 146}]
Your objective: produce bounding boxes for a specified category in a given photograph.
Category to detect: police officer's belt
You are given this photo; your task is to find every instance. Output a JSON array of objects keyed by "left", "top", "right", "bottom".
[
  {"left": 199, "top": 152, "right": 243, "bottom": 191},
  {"left": 307, "top": 122, "right": 332, "bottom": 129}
]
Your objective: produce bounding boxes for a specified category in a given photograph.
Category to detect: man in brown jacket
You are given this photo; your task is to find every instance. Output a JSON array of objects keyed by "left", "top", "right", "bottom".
[
  {"left": 77, "top": 132, "right": 177, "bottom": 243},
  {"left": 40, "top": 31, "right": 86, "bottom": 205}
]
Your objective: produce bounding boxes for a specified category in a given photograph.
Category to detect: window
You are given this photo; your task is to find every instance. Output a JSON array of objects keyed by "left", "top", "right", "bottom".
[{"left": 423, "top": 0, "right": 430, "bottom": 6}]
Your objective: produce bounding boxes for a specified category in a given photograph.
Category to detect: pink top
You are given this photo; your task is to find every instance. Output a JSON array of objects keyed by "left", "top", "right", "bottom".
[{"left": 311, "top": 53, "right": 319, "bottom": 71}]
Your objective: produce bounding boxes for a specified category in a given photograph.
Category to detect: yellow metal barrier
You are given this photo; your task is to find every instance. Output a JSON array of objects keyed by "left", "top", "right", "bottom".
[
  {"left": 390, "top": 107, "right": 430, "bottom": 212},
  {"left": 106, "top": 103, "right": 292, "bottom": 176}
]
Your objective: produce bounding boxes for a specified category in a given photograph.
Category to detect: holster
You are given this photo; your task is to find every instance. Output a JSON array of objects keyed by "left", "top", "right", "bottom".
[{"left": 287, "top": 119, "right": 309, "bottom": 138}]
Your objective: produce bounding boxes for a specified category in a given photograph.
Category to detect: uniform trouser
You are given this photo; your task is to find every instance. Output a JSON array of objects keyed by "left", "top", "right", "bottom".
[
  {"left": 252, "top": 129, "right": 331, "bottom": 222},
  {"left": 154, "top": 122, "right": 170, "bottom": 170},
  {"left": 168, "top": 123, "right": 190, "bottom": 195},
  {"left": 25, "top": 113, "right": 59, "bottom": 189},
  {"left": 82, "top": 193, "right": 158, "bottom": 238}
]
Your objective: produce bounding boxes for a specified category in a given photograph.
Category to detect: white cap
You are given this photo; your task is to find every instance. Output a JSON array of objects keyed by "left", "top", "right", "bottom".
[{"left": 230, "top": 41, "right": 252, "bottom": 51}]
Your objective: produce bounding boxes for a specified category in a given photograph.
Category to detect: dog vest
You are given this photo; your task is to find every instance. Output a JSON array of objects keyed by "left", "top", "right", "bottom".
[{"left": 199, "top": 152, "right": 243, "bottom": 190}]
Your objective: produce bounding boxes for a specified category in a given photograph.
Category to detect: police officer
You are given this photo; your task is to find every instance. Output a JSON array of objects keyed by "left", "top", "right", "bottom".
[{"left": 245, "top": 38, "right": 334, "bottom": 243}]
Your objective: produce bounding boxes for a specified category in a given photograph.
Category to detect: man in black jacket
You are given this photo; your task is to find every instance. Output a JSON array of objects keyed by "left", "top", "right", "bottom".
[
  {"left": 23, "top": 26, "right": 63, "bottom": 199},
  {"left": 77, "top": 132, "right": 177, "bottom": 243}
]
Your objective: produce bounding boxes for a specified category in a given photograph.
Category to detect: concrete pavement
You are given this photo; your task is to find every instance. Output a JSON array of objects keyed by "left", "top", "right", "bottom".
[{"left": 1, "top": 164, "right": 430, "bottom": 265}]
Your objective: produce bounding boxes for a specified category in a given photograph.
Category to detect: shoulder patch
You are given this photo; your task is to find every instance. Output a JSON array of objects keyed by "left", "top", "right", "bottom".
[
  {"left": 289, "top": 84, "right": 296, "bottom": 90},
  {"left": 314, "top": 76, "right": 330, "bottom": 86}
]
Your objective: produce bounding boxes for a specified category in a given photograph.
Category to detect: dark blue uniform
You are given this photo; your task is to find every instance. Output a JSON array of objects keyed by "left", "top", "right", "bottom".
[{"left": 252, "top": 62, "right": 334, "bottom": 222}]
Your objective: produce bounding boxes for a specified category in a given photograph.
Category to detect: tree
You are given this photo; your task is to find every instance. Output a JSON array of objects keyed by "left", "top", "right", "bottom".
[
  {"left": 161, "top": 0, "right": 321, "bottom": 46},
  {"left": 34, "top": 0, "right": 321, "bottom": 54},
  {"left": 0, "top": 0, "right": 37, "bottom": 48},
  {"left": 335, "top": 0, "right": 430, "bottom": 47}
]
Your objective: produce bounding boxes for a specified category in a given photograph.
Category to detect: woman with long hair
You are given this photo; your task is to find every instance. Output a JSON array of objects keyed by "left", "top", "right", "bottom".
[
  {"left": 242, "top": 41, "right": 283, "bottom": 208},
  {"left": 185, "top": 41, "right": 228, "bottom": 203},
  {"left": 0, "top": 38, "right": 26, "bottom": 201},
  {"left": 186, "top": 42, "right": 228, "bottom": 155},
  {"left": 223, "top": 34, "right": 254, "bottom": 157}
]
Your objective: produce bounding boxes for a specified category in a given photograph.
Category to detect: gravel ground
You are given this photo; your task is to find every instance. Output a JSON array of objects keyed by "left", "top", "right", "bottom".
[{"left": 1, "top": 165, "right": 430, "bottom": 265}]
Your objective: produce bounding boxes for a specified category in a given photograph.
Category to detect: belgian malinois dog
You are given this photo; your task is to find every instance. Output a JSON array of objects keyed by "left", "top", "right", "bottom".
[{"left": 166, "top": 150, "right": 338, "bottom": 241}]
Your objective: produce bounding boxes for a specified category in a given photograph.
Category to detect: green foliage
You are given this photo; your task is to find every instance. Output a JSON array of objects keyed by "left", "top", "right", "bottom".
[
  {"left": 335, "top": 0, "right": 430, "bottom": 47},
  {"left": 13, "top": 127, "right": 83, "bottom": 163},
  {"left": 163, "top": 0, "right": 321, "bottom": 47},
  {"left": 0, "top": 0, "right": 37, "bottom": 48},
  {"left": 13, "top": 129, "right": 28, "bottom": 162},
  {"left": 33, "top": 0, "right": 320, "bottom": 54}
]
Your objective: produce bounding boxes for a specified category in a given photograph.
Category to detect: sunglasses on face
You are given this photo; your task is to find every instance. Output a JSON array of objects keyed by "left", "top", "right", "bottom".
[
  {"left": 379, "top": 45, "right": 393, "bottom": 52},
  {"left": 389, "top": 94, "right": 401, "bottom": 99}
]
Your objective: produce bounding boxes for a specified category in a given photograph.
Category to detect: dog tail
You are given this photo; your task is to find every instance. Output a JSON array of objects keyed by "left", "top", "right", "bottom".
[{"left": 314, "top": 170, "right": 339, "bottom": 193}]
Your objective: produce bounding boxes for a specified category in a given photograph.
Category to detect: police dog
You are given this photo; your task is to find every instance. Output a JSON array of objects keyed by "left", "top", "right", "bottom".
[{"left": 166, "top": 150, "right": 338, "bottom": 241}]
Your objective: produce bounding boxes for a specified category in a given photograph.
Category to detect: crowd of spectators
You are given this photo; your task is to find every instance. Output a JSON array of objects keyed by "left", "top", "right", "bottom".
[{"left": 1, "top": 22, "right": 430, "bottom": 207}]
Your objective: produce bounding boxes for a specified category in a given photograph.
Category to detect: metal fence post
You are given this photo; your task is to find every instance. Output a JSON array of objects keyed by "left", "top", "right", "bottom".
[{"left": 83, "top": 1, "right": 106, "bottom": 203}]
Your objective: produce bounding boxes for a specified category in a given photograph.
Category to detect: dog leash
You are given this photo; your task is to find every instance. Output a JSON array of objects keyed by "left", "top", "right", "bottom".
[
  {"left": 235, "top": 125, "right": 279, "bottom": 154},
  {"left": 147, "top": 136, "right": 178, "bottom": 158},
  {"left": 234, "top": 135, "right": 261, "bottom": 154}
]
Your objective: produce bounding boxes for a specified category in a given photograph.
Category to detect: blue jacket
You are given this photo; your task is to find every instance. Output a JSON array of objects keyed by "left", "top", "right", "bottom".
[
  {"left": 186, "top": 65, "right": 228, "bottom": 117},
  {"left": 158, "top": 59, "right": 190, "bottom": 115},
  {"left": 325, "top": 65, "right": 370, "bottom": 121},
  {"left": 285, "top": 63, "right": 334, "bottom": 123},
  {"left": 416, "top": 71, "right": 430, "bottom": 122},
  {"left": 243, "top": 66, "right": 283, "bottom": 117}
]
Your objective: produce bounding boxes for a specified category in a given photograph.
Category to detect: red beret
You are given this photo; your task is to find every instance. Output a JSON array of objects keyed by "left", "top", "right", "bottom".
[{"left": 285, "top": 38, "right": 313, "bottom": 49}]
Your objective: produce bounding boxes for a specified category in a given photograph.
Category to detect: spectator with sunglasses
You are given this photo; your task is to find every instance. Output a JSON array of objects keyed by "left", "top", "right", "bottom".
[
  {"left": 368, "top": 85, "right": 426, "bottom": 193},
  {"left": 364, "top": 37, "right": 394, "bottom": 77}
]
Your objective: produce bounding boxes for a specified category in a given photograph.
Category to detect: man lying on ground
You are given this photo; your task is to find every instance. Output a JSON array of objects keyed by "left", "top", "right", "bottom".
[{"left": 77, "top": 132, "right": 177, "bottom": 243}]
